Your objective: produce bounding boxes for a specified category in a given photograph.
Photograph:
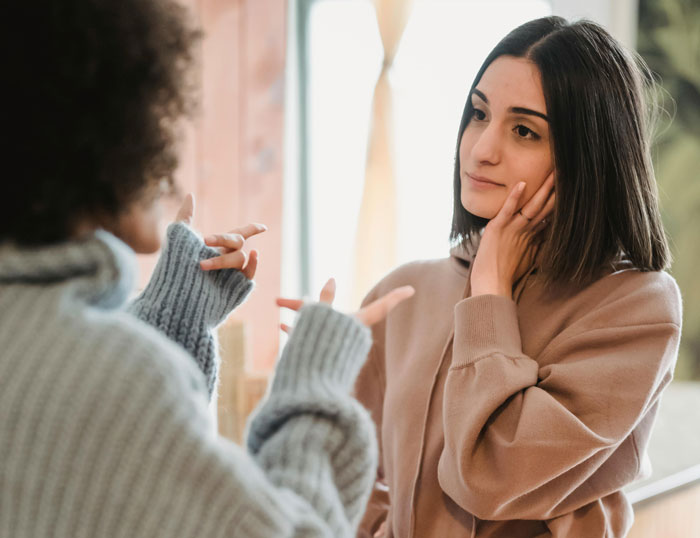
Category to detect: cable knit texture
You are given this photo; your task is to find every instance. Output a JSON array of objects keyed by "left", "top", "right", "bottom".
[
  {"left": 128, "top": 222, "right": 253, "bottom": 393},
  {"left": 0, "top": 228, "right": 377, "bottom": 538}
]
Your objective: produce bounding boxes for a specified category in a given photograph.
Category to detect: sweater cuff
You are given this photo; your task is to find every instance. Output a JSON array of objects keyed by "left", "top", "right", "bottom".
[
  {"left": 270, "top": 303, "right": 372, "bottom": 396},
  {"left": 453, "top": 294, "right": 523, "bottom": 366},
  {"left": 133, "top": 222, "right": 254, "bottom": 329}
]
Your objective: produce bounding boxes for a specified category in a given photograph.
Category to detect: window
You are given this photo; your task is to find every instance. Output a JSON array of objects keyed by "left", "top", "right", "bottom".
[{"left": 291, "top": 0, "right": 551, "bottom": 309}]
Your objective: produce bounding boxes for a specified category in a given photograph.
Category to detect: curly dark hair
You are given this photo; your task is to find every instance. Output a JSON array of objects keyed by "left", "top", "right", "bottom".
[{"left": 4, "top": 0, "right": 200, "bottom": 245}]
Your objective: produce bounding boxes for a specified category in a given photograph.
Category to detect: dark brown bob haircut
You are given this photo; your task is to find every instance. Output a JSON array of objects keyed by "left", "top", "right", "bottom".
[
  {"left": 450, "top": 16, "right": 671, "bottom": 287},
  {"left": 3, "top": 0, "right": 200, "bottom": 246}
]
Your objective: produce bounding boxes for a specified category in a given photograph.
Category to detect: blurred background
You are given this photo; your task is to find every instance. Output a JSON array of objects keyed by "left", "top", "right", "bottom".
[{"left": 144, "top": 0, "right": 699, "bottom": 533}]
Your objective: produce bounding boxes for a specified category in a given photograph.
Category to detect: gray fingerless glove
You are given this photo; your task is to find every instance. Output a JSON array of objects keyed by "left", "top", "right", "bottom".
[{"left": 128, "top": 222, "right": 254, "bottom": 394}]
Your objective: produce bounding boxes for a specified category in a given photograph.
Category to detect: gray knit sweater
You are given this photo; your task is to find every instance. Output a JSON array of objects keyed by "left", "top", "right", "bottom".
[{"left": 0, "top": 222, "right": 376, "bottom": 537}]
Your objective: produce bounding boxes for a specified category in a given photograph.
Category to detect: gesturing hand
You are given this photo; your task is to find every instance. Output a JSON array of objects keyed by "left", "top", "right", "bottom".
[
  {"left": 174, "top": 193, "right": 267, "bottom": 280},
  {"left": 470, "top": 173, "right": 555, "bottom": 298},
  {"left": 276, "top": 278, "right": 415, "bottom": 333}
]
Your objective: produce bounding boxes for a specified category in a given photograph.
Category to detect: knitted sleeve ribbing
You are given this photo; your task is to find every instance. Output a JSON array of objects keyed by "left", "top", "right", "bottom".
[
  {"left": 127, "top": 222, "right": 253, "bottom": 394},
  {"left": 246, "top": 303, "right": 377, "bottom": 534},
  {"left": 94, "top": 304, "right": 377, "bottom": 538}
]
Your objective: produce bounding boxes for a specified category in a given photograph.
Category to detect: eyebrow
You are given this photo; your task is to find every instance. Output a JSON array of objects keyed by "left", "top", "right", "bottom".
[{"left": 471, "top": 88, "right": 549, "bottom": 122}]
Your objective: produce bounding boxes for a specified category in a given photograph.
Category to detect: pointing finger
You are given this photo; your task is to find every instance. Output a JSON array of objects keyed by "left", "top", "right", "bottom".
[
  {"left": 175, "top": 193, "right": 195, "bottom": 225},
  {"left": 495, "top": 182, "right": 526, "bottom": 224},
  {"left": 357, "top": 286, "right": 415, "bottom": 327},
  {"left": 276, "top": 298, "right": 304, "bottom": 311},
  {"left": 319, "top": 278, "right": 336, "bottom": 305},
  {"left": 228, "top": 223, "right": 268, "bottom": 241}
]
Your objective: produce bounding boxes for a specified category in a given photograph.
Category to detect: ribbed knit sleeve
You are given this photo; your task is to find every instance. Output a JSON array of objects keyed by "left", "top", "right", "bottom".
[
  {"left": 0, "top": 300, "right": 377, "bottom": 538},
  {"left": 247, "top": 303, "right": 377, "bottom": 534},
  {"left": 1, "top": 231, "right": 379, "bottom": 538},
  {"left": 128, "top": 222, "right": 253, "bottom": 394}
]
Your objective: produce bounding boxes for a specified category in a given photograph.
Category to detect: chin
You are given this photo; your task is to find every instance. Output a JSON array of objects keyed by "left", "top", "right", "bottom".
[
  {"left": 461, "top": 194, "right": 499, "bottom": 220},
  {"left": 130, "top": 235, "right": 162, "bottom": 254}
]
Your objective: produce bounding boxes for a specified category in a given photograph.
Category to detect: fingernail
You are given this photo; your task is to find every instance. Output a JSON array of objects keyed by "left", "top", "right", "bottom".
[
  {"left": 204, "top": 235, "right": 216, "bottom": 244},
  {"left": 200, "top": 259, "right": 212, "bottom": 269},
  {"left": 518, "top": 182, "right": 526, "bottom": 191}
]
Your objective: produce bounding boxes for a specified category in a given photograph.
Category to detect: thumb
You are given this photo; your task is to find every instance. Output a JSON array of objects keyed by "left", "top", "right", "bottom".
[{"left": 175, "top": 193, "right": 195, "bottom": 225}]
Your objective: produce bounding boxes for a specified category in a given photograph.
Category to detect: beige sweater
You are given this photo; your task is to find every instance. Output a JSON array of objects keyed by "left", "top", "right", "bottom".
[{"left": 355, "top": 244, "right": 681, "bottom": 538}]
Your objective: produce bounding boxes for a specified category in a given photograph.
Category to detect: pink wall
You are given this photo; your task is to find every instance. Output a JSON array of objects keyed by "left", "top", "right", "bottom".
[{"left": 138, "top": 0, "right": 286, "bottom": 373}]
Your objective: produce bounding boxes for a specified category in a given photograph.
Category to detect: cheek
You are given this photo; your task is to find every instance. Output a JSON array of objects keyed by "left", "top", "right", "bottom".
[
  {"left": 458, "top": 128, "right": 474, "bottom": 162},
  {"left": 519, "top": 152, "right": 553, "bottom": 203},
  {"left": 114, "top": 200, "right": 164, "bottom": 254}
]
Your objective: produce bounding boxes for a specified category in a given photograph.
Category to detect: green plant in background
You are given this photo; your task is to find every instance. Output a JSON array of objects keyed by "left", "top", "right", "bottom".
[{"left": 638, "top": 0, "right": 700, "bottom": 380}]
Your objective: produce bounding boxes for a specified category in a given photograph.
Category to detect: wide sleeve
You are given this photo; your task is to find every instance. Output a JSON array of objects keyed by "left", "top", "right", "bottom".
[
  {"left": 353, "top": 289, "right": 391, "bottom": 538},
  {"left": 127, "top": 222, "right": 253, "bottom": 394},
  {"left": 246, "top": 303, "right": 377, "bottom": 535},
  {"left": 437, "top": 274, "right": 682, "bottom": 521},
  {"left": 91, "top": 303, "right": 376, "bottom": 538}
]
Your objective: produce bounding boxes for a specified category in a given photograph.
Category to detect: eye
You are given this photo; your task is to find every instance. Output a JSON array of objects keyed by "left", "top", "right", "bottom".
[
  {"left": 471, "top": 107, "right": 486, "bottom": 121},
  {"left": 514, "top": 124, "right": 540, "bottom": 140}
]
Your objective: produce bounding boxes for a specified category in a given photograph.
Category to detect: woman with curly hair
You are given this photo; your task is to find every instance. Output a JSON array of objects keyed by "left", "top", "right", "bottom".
[
  {"left": 355, "top": 17, "right": 681, "bottom": 538},
  {"left": 0, "top": 1, "right": 412, "bottom": 537}
]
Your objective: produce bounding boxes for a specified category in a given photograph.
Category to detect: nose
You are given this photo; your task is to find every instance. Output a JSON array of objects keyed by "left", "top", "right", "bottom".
[{"left": 470, "top": 123, "right": 501, "bottom": 165}]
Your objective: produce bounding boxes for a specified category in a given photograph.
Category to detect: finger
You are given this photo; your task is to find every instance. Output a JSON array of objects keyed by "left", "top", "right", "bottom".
[
  {"left": 204, "top": 233, "right": 245, "bottom": 251},
  {"left": 357, "top": 286, "right": 415, "bottom": 327},
  {"left": 280, "top": 323, "right": 292, "bottom": 333},
  {"left": 494, "top": 182, "right": 526, "bottom": 224},
  {"left": 175, "top": 193, "right": 195, "bottom": 225},
  {"left": 242, "top": 249, "right": 258, "bottom": 279},
  {"left": 228, "top": 223, "right": 268, "bottom": 241},
  {"left": 319, "top": 278, "right": 336, "bottom": 305},
  {"left": 520, "top": 172, "right": 554, "bottom": 225},
  {"left": 275, "top": 297, "right": 304, "bottom": 311},
  {"left": 530, "top": 191, "right": 555, "bottom": 233},
  {"left": 374, "top": 520, "right": 387, "bottom": 538},
  {"left": 200, "top": 249, "right": 247, "bottom": 271},
  {"left": 532, "top": 189, "right": 555, "bottom": 221}
]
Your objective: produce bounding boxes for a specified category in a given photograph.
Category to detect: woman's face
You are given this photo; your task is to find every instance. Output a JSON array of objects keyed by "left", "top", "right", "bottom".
[{"left": 459, "top": 55, "right": 553, "bottom": 219}]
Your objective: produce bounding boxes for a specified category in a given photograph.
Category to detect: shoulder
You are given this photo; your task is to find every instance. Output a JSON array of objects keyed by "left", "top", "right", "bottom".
[
  {"left": 75, "top": 306, "right": 209, "bottom": 398},
  {"left": 537, "top": 268, "right": 682, "bottom": 351},
  {"left": 586, "top": 268, "right": 681, "bottom": 327},
  {"left": 362, "top": 257, "right": 456, "bottom": 305}
]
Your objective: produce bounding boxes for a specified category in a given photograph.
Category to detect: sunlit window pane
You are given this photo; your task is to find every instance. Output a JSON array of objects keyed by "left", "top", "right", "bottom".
[{"left": 307, "top": 0, "right": 551, "bottom": 309}]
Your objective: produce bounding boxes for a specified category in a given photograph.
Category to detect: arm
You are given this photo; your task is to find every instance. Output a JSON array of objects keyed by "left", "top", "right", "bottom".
[
  {"left": 437, "top": 279, "right": 681, "bottom": 520},
  {"left": 127, "top": 222, "right": 252, "bottom": 394},
  {"left": 246, "top": 304, "right": 376, "bottom": 533},
  {"left": 266, "top": 280, "right": 413, "bottom": 537},
  {"left": 97, "top": 304, "right": 376, "bottom": 538}
]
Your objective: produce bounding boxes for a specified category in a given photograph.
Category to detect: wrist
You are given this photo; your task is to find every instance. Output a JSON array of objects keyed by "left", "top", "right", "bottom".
[
  {"left": 272, "top": 304, "right": 372, "bottom": 395},
  {"left": 470, "top": 281, "right": 512, "bottom": 299}
]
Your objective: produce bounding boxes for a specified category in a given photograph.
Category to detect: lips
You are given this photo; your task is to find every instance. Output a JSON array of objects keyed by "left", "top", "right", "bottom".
[{"left": 466, "top": 172, "right": 505, "bottom": 187}]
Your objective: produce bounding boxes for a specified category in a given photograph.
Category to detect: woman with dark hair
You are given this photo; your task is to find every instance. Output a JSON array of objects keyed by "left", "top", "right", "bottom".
[
  {"left": 355, "top": 16, "right": 681, "bottom": 538},
  {"left": 0, "top": 1, "right": 413, "bottom": 537}
]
